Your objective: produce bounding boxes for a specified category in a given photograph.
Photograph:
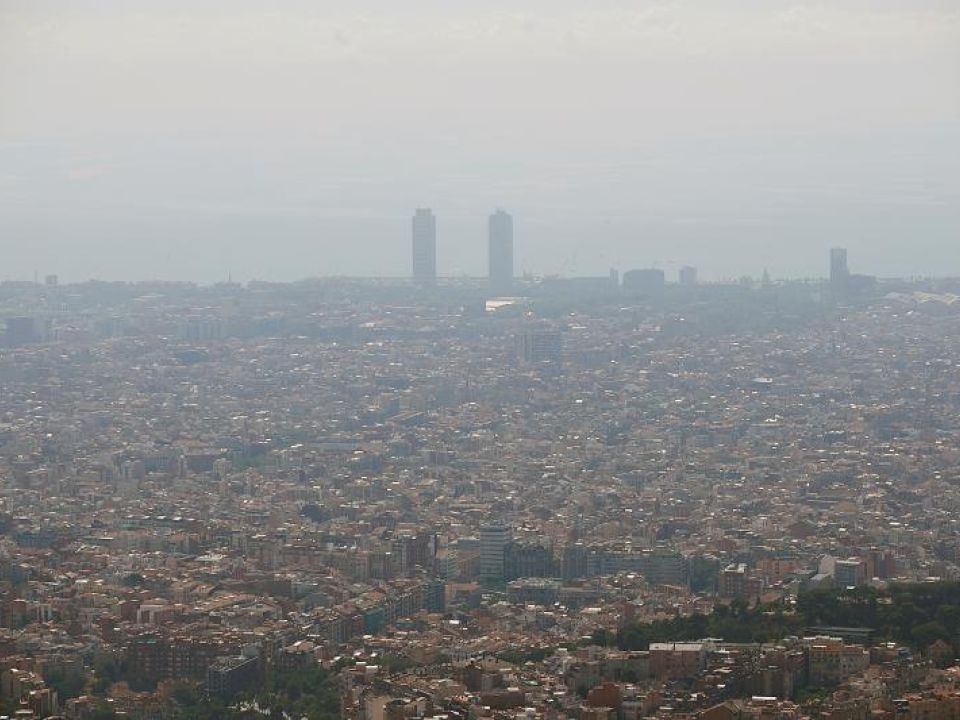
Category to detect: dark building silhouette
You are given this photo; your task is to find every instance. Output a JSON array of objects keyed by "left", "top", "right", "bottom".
[
  {"left": 391, "top": 531, "right": 438, "bottom": 574},
  {"left": 679, "top": 266, "right": 697, "bottom": 286},
  {"left": 480, "top": 523, "right": 511, "bottom": 583},
  {"left": 488, "top": 208, "right": 514, "bottom": 293},
  {"left": 207, "top": 655, "right": 259, "bottom": 698},
  {"left": 504, "top": 541, "right": 555, "bottom": 580},
  {"left": 830, "top": 247, "right": 849, "bottom": 296},
  {"left": 623, "top": 268, "right": 665, "bottom": 294},
  {"left": 5, "top": 317, "right": 37, "bottom": 346},
  {"left": 412, "top": 208, "right": 437, "bottom": 285}
]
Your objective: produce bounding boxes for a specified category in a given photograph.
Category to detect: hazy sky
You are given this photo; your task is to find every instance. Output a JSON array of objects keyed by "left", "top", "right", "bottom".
[{"left": 1, "top": 0, "right": 958, "bottom": 282}]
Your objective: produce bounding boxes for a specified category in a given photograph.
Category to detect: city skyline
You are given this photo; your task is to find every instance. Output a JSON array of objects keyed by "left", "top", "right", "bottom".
[
  {"left": 2, "top": 1, "right": 957, "bottom": 283},
  {"left": 0, "top": 186, "right": 957, "bottom": 284},
  {"left": 1, "top": 263, "right": 960, "bottom": 720},
  {"left": 0, "top": 244, "right": 937, "bottom": 287},
  {"left": 2, "top": 3, "right": 960, "bottom": 718}
]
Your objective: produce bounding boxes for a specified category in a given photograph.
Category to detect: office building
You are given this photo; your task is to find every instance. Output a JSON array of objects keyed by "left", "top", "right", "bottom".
[
  {"left": 834, "top": 558, "right": 867, "bottom": 588},
  {"left": 516, "top": 328, "right": 562, "bottom": 364},
  {"left": 412, "top": 208, "right": 437, "bottom": 285},
  {"left": 830, "top": 248, "right": 848, "bottom": 295},
  {"left": 506, "top": 578, "right": 561, "bottom": 605},
  {"left": 479, "top": 523, "right": 511, "bottom": 583},
  {"left": 679, "top": 266, "right": 697, "bottom": 286},
  {"left": 623, "top": 268, "right": 665, "bottom": 294},
  {"left": 504, "top": 541, "right": 555, "bottom": 580},
  {"left": 207, "top": 655, "right": 259, "bottom": 698},
  {"left": 488, "top": 208, "right": 514, "bottom": 293},
  {"left": 649, "top": 643, "right": 707, "bottom": 680},
  {"left": 719, "top": 563, "right": 748, "bottom": 598}
]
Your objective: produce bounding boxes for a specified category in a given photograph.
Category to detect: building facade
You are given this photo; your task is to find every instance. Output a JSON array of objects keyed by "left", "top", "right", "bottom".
[
  {"left": 412, "top": 208, "right": 437, "bottom": 285},
  {"left": 488, "top": 209, "right": 514, "bottom": 293},
  {"left": 480, "top": 523, "right": 512, "bottom": 583}
]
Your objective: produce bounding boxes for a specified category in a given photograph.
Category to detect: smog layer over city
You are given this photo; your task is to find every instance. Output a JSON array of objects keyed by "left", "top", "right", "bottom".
[{"left": 2, "top": 3, "right": 960, "bottom": 720}]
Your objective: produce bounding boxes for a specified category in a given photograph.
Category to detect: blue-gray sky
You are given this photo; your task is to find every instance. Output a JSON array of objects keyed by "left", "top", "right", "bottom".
[{"left": 1, "top": 0, "right": 958, "bottom": 282}]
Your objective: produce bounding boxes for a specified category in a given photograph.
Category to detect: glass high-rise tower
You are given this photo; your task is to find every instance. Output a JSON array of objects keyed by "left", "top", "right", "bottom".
[
  {"left": 830, "top": 247, "right": 848, "bottom": 295},
  {"left": 488, "top": 208, "right": 514, "bottom": 293},
  {"left": 412, "top": 208, "right": 437, "bottom": 285}
]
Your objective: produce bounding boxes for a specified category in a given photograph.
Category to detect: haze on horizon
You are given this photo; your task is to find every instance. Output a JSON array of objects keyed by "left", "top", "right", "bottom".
[{"left": 1, "top": 0, "right": 958, "bottom": 284}]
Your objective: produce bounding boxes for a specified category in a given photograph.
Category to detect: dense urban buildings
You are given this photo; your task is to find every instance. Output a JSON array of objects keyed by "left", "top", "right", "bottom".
[{"left": 0, "top": 268, "right": 959, "bottom": 720}]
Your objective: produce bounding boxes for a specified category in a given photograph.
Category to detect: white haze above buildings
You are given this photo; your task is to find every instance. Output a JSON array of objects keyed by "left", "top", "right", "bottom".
[{"left": 0, "top": 0, "right": 958, "bottom": 282}]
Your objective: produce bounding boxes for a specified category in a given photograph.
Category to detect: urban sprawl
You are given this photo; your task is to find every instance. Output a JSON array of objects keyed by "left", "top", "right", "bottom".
[{"left": 2, "top": 241, "right": 960, "bottom": 720}]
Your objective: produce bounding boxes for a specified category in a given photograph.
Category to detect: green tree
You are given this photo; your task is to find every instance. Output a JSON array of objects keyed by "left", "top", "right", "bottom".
[{"left": 912, "top": 621, "right": 950, "bottom": 648}]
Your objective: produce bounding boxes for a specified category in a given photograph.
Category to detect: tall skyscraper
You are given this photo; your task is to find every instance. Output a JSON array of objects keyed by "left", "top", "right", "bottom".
[
  {"left": 488, "top": 208, "right": 514, "bottom": 293},
  {"left": 411, "top": 208, "right": 437, "bottom": 285},
  {"left": 830, "top": 247, "right": 848, "bottom": 295},
  {"left": 480, "top": 522, "right": 512, "bottom": 583}
]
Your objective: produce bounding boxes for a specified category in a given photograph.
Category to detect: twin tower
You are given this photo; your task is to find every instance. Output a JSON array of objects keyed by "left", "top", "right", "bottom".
[{"left": 412, "top": 208, "right": 514, "bottom": 293}]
